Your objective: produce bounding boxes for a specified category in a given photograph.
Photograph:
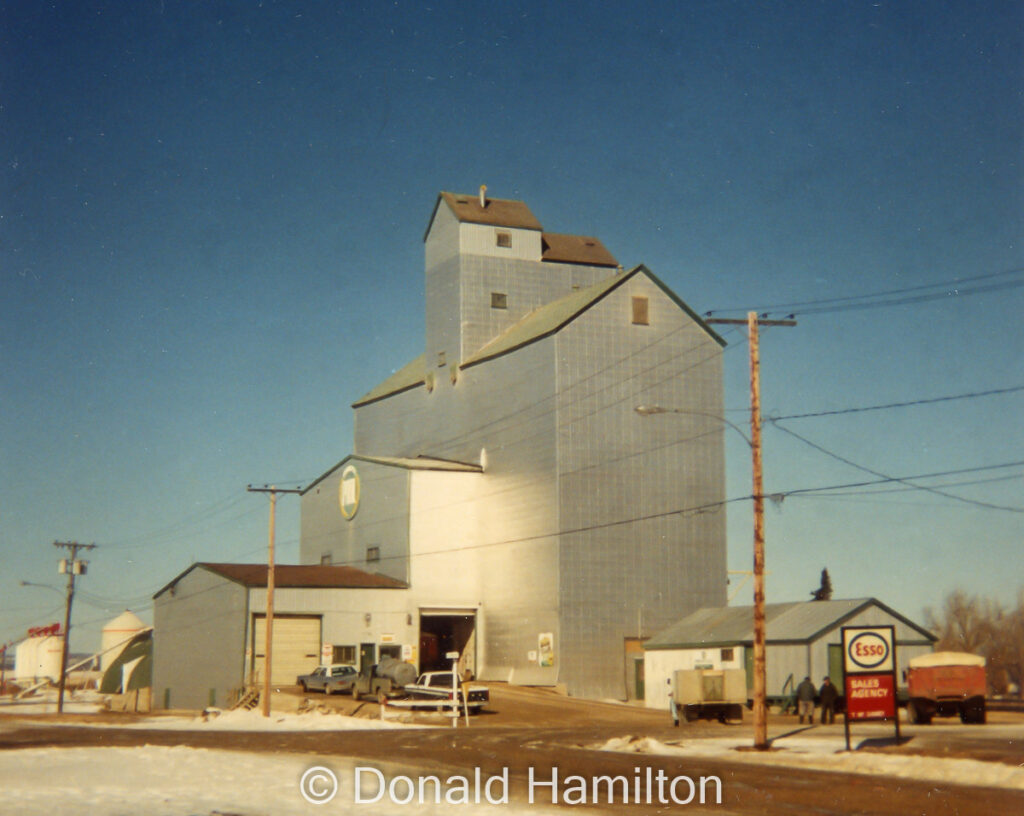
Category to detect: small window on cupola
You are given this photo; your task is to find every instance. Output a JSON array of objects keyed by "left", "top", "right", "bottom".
[
  {"left": 491, "top": 292, "right": 508, "bottom": 309},
  {"left": 496, "top": 231, "right": 512, "bottom": 248}
]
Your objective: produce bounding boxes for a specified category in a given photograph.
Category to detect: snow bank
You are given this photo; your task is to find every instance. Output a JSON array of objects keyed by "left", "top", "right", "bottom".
[
  {"left": 0, "top": 689, "right": 104, "bottom": 715},
  {"left": 119, "top": 707, "right": 431, "bottom": 731},
  {"left": 0, "top": 746, "right": 559, "bottom": 816},
  {"left": 595, "top": 734, "right": 1024, "bottom": 790}
]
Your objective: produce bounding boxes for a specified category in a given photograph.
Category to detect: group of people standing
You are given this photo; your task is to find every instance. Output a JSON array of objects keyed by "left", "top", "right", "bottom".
[{"left": 796, "top": 676, "right": 838, "bottom": 724}]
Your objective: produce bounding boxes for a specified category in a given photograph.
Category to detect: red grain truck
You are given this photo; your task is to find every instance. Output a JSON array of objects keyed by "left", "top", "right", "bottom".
[{"left": 905, "top": 651, "right": 986, "bottom": 724}]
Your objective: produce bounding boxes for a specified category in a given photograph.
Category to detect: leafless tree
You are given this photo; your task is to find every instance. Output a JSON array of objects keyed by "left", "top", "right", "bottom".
[{"left": 926, "top": 589, "right": 1024, "bottom": 695}]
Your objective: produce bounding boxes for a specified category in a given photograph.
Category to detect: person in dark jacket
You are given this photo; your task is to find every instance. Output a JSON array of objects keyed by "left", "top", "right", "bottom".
[
  {"left": 796, "top": 676, "right": 816, "bottom": 724},
  {"left": 819, "top": 676, "right": 838, "bottom": 724}
]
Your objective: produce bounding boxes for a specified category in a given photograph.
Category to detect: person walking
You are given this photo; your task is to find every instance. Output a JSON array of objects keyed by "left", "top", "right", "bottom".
[
  {"left": 796, "top": 676, "right": 816, "bottom": 724},
  {"left": 819, "top": 676, "right": 838, "bottom": 724}
]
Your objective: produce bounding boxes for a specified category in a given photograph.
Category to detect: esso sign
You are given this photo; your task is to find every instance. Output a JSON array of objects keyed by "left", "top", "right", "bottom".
[
  {"left": 842, "top": 626, "right": 895, "bottom": 673},
  {"left": 849, "top": 633, "right": 888, "bottom": 668}
]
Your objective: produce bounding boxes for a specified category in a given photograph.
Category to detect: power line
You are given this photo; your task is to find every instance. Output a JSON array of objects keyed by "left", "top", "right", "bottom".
[
  {"left": 772, "top": 450, "right": 1024, "bottom": 510},
  {"left": 771, "top": 385, "right": 1024, "bottom": 421},
  {"left": 792, "top": 472, "right": 1023, "bottom": 498},
  {"left": 770, "top": 420, "right": 1024, "bottom": 512},
  {"left": 705, "top": 267, "right": 1024, "bottom": 318}
]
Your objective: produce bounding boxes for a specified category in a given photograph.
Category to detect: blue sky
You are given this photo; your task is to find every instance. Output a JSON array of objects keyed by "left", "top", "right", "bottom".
[{"left": 2, "top": 0, "right": 1021, "bottom": 651}]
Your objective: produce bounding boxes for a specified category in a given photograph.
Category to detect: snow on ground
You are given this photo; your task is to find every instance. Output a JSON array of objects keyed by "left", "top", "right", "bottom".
[
  {"left": 0, "top": 689, "right": 104, "bottom": 715},
  {"left": 96, "top": 707, "right": 431, "bottom": 731},
  {"left": 0, "top": 689, "right": 434, "bottom": 730},
  {"left": 596, "top": 732, "right": 1024, "bottom": 790},
  {"left": 0, "top": 746, "right": 563, "bottom": 816}
]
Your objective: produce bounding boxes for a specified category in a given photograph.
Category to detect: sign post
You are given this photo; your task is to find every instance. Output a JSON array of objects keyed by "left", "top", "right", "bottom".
[{"left": 841, "top": 625, "right": 900, "bottom": 751}]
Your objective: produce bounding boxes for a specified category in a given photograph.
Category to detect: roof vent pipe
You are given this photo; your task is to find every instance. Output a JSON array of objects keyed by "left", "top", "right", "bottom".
[{"left": 479, "top": 184, "right": 487, "bottom": 208}]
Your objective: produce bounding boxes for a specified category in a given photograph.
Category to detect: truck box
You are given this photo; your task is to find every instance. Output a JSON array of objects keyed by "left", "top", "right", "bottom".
[{"left": 906, "top": 652, "right": 986, "bottom": 724}]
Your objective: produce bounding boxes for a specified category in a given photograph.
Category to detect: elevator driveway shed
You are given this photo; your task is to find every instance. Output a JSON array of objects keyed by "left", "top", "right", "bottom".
[
  {"left": 152, "top": 562, "right": 407, "bottom": 710},
  {"left": 642, "top": 597, "right": 937, "bottom": 712}
]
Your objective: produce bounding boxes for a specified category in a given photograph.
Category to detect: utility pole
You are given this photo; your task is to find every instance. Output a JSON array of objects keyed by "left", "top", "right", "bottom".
[
  {"left": 748, "top": 312, "right": 767, "bottom": 749},
  {"left": 53, "top": 541, "right": 96, "bottom": 714},
  {"left": 246, "top": 485, "right": 303, "bottom": 717},
  {"left": 706, "top": 312, "right": 796, "bottom": 750}
]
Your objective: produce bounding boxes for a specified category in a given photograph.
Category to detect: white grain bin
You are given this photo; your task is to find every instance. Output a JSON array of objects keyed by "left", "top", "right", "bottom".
[
  {"left": 101, "top": 610, "right": 146, "bottom": 672},
  {"left": 14, "top": 638, "right": 39, "bottom": 683},
  {"left": 35, "top": 635, "right": 64, "bottom": 681}
]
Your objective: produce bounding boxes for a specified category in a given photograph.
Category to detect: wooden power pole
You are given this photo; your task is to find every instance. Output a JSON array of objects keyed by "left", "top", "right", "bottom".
[
  {"left": 748, "top": 312, "right": 768, "bottom": 749},
  {"left": 706, "top": 312, "right": 796, "bottom": 750},
  {"left": 247, "top": 485, "right": 303, "bottom": 717},
  {"left": 53, "top": 541, "right": 96, "bottom": 714}
]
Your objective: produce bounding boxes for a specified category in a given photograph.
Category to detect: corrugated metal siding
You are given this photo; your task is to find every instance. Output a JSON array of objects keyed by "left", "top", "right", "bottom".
[
  {"left": 152, "top": 567, "right": 247, "bottom": 710},
  {"left": 425, "top": 200, "right": 460, "bottom": 270},
  {"left": 459, "top": 222, "right": 541, "bottom": 262},
  {"left": 425, "top": 254, "right": 462, "bottom": 366},
  {"left": 300, "top": 460, "right": 411, "bottom": 584},
  {"left": 344, "top": 332, "right": 561, "bottom": 682},
  {"left": 557, "top": 278, "right": 727, "bottom": 698},
  {"left": 458, "top": 256, "right": 614, "bottom": 363}
]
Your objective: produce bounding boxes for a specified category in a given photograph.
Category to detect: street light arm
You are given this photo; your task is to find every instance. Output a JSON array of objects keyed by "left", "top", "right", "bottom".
[{"left": 634, "top": 405, "right": 753, "bottom": 448}]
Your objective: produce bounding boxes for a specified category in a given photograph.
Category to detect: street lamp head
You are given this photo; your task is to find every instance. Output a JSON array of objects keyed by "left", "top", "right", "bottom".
[{"left": 634, "top": 405, "right": 671, "bottom": 416}]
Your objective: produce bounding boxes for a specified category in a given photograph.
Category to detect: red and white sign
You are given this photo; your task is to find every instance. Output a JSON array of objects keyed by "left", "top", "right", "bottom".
[
  {"left": 845, "top": 673, "right": 896, "bottom": 720},
  {"left": 842, "top": 627, "right": 894, "bottom": 674}
]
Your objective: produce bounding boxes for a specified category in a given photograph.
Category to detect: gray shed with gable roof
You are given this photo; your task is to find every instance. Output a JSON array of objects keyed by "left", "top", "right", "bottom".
[{"left": 642, "top": 598, "right": 936, "bottom": 710}]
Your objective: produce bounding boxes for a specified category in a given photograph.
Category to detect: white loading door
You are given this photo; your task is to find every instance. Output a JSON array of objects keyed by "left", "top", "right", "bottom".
[{"left": 252, "top": 615, "right": 321, "bottom": 685}]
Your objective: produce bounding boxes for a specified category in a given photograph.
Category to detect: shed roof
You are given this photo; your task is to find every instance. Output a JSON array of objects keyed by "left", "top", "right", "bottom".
[
  {"left": 352, "top": 265, "right": 725, "bottom": 407},
  {"left": 302, "top": 453, "right": 482, "bottom": 494},
  {"left": 352, "top": 354, "right": 426, "bottom": 408},
  {"left": 644, "top": 598, "right": 936, "bottom": 650},
  {"left": 541, "top": 233, "right": 619, "bottom": 267},
  {"left": 425, "top": 191, "right": 543, "bottom": 239},
  {"left": 154, "top": 562, "right": 407, "bottom": 598},
  {"left": 461, "top": 264, "right": 725, "bottom": 369}
]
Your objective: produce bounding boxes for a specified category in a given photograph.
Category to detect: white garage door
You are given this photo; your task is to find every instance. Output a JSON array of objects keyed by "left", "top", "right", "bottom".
[{"left": 252, "top": 615, "right": 321, "bottom": 685}]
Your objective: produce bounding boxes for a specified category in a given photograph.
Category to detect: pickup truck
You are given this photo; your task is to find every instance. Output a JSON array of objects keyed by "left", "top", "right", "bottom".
[
  {"left": 296, "top": 664, "right": 358, "bottom": 695},
  {"left": 403, "top": 671, "right": 490, "bottom": 711},
  {"left": 352, "top": 656, "right": 418, "bottom": 703}
]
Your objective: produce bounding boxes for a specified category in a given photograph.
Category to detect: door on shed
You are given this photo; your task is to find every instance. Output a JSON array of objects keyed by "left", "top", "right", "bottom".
[
  {"left": 828, "top": 644, "right": 843, "bottom": 686},
  {"left": 252, "top": 615, "right": 321, "bottom": 685}
]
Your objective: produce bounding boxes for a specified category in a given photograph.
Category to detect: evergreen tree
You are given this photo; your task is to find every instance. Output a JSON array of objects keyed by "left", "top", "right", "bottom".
[{"left": 811, "top": 568, "right": 833, "bottom": 601}]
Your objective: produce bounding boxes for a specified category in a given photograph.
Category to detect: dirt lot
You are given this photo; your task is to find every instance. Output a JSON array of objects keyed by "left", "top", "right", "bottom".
[{"left": 2, "top": 685, "right": 1023, "bottom": 815}]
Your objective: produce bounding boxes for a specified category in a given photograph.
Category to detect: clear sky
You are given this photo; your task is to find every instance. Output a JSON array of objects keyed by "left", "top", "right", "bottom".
[{"left": 2, "top": 1, "right": 1021, "bottom": 652}]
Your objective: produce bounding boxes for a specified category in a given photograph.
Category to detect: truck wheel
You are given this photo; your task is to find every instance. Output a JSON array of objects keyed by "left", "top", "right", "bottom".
[
  {"left": 300, "top": 682, "right": 308, "bottom": 694},
  {"left": 377, "top": 690, "right": 388, "bottom": 706},
  {"left": 353, "top": 689, "right": 361, "bottom": 702},
  {"left": 907, "top": 700, "right": 918, "bottom": 724}
]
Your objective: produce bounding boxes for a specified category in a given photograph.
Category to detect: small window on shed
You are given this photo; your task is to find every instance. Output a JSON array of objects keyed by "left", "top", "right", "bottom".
[
  {"left": 320, "top": 553, "right": 332, "bottom": 565},
  {"left": 366, "top": 546, "right": 380, "bottom": 562},
  {"left": 496, "top": 231, "right": 512, "bottom": 248},
  {"left": 491, "top": 292, "right": 507, "bottom": 310},
  {"left": 720, "top": 647, "right": 734, "bottom": 662},
  {"left": 631, "top": 296, "right": 649, "bottom": 325}
]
